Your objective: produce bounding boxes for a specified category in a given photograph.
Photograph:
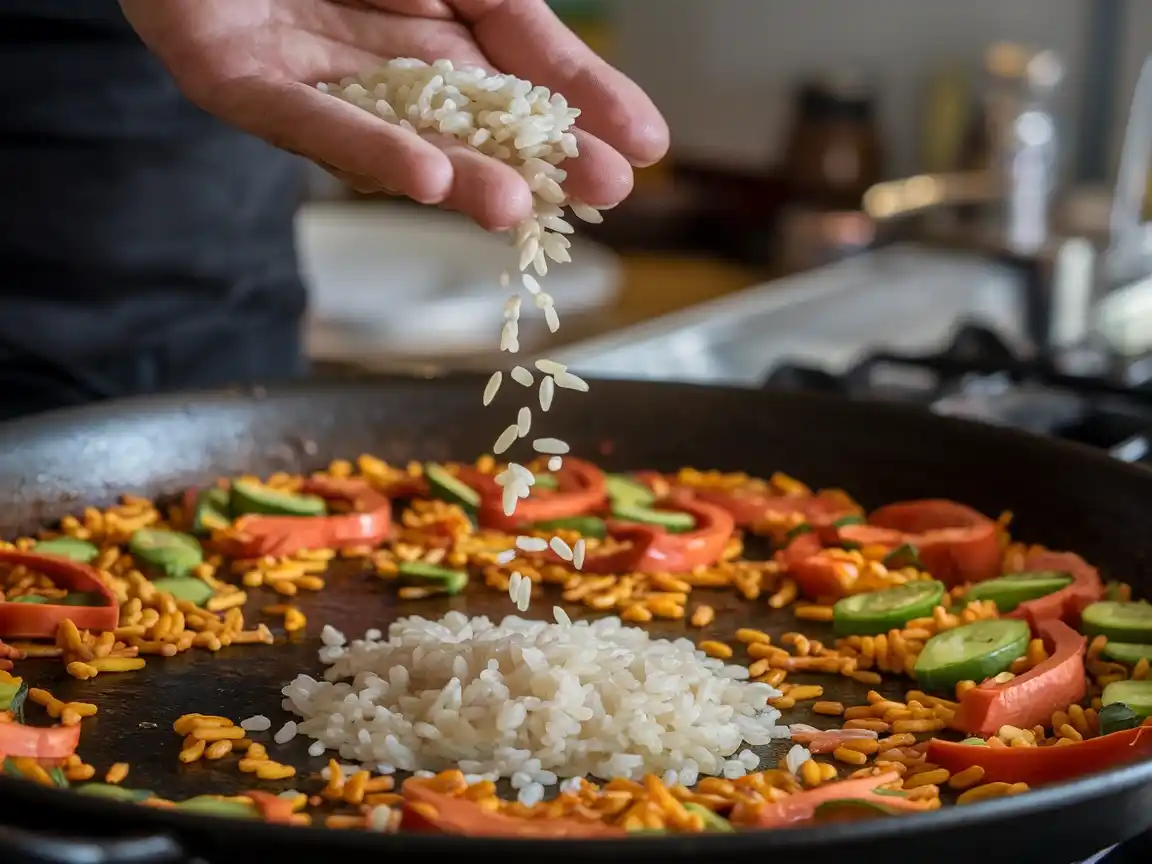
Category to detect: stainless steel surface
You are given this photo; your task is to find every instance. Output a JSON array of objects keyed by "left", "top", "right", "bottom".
[{"left": 547, "top": 245, "right": 1023, "bottom": 387}]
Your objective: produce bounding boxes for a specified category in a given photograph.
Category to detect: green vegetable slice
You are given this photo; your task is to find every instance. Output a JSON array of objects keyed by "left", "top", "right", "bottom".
[
  {"left": 60, "top": 591, "right": 111, "bottom": 607},
  {"left": 176, "top": 795, "right": 261, "bottom": 820},
  {"left": 604, "top": 474, "right": 655, "bottom": 508},
  {"left": 532, "top": 474, "right": 560, "bottom": 491},
  {"left": 77, "top": 783, "right": 154, "bottom": 803},
  {"left": 8, "top": 595, "right": 48, "bottom": 604},
  {"left": 424, "top": 464, "right": 480, "bottom": 511},
  {"left": 192, "top": 487, "right": 232, "bottom": 534},
  {"left": 833, "top": 515, "right": 866, "bottom": 528},
  {"left": 0, "top": 679, "right": 25, "bottom": 712},
  {"left": 1098, "top": 701, "right": 1141, "bottom": 735},
  {"left": 610, "top": 502, "right": 695, "bottom": 533},
  {"left": 530, "top": 516, "right": 607, "bottom": 538},
  {"left": 1102, "top": 680, "right": 1152, "bottom": 719},
  {"left": 33, "top": 537, "right": 99, "bottom": 563},
  {"left": 1101, "top": 642, "right": 1152, "bottom": 665},
  {"left": 683, "top": 802, "right": 734, "bottom": 832},
  {"left": 150, "top": 576, "right": 215, "bottom": 607},
  {"left": 813, "top": 798, "right": 903, "bottom": 821},
  {"left": 129, "top": 528, "right": 203, "bottom": 579},
  {"left": 913, "top": 618, "right": 1030, "bottom": 692},
  {"left": 964, "top": 571, "right": 1073, "bottom": 613},
  {"left": 1081, "top": 601, "right": 1152, "bottom": 642},
  {"left": 397, "top": 562, "right": 469, "bottom": 595},
  {"left": 882, "top": 544, "right": 922, "bottom": 570},
  {"left": 833, "top": 581, "right": 945, "bottom": 636},
  {"left": 785, "top": 523, "right": 814, "bottom": 541},
  {"left": 230, "top": 480, "right": 327, "bottom": 517},
  {"left": 1, "top": 755, "right": 65, "bottom": 786}
]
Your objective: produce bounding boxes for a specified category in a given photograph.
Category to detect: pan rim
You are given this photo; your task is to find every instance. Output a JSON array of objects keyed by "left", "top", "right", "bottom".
[{"left": 0, "top": 372, "right": 1149, "bottom": 853}]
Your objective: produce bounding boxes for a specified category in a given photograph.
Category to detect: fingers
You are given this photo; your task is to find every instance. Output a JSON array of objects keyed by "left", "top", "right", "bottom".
[
  {"left": 430, "top": 137, "right": 534, "bottom": 230},
  {"left": 560, "top": 129, "right": 634, "bottom": 207},
  {"left": 208, "top": 81, "right": 455, "bottom": 205},
  {"left": 464, "top": 0, "right": 670, "bottom": 167}
]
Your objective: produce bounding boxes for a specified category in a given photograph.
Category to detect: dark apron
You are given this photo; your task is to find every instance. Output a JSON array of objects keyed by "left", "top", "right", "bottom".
[{"left": 0, "top": 1, "right": 309, "bottom": 421}]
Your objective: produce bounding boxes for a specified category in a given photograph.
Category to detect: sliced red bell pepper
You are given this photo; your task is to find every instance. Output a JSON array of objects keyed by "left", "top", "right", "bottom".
[
  {"left": 1007, "top": 550, "right": 1103, "bottom": 629},
  {"left": 223, "top": 477, "right": 392, "bottom": 557},
  {"left": 928, "top": 725, "right": 1152, "bottom": 786},
  {"left": 774, "top": 532, "right": 854, "bottom": 601},
  {"left": 573, "top": 494, "right": 736, "bottom": 574},
  {"left": 244, "top": 790, "right": 298, "bottom": 824},
  {"left": 0, "top": 721, "right": 80, "bottom": 760},
  {"left": 455, "top": 458, "right": 608, "bottom": 532},
  {"left": 741, "top": 772, "right": 923, "bottom": 828},
  {"left": 689, "top": 487, "right": 860, "bottom": 530},
  {"left": 951, "top": 619, "right": 1086, "bottom": 736},
  {"left": 0, "top": 550, "right": 119, "bottom": 639},
  {"left": 401, "top": 778, "right": 624, "bottom": 838},
  {"left": 788, "top": 727, "right": 879, "bottom": 754},
  {"left": 838, "top": 499, "right": 1002, "bottom": 586}
]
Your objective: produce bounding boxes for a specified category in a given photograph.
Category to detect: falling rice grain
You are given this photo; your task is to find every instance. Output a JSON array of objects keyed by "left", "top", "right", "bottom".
[
  {"left": 496, "top": 550, "right": 517, "bottom": 565},
  {"left": 547, "top": 456, "right": 563, "bottom": 471},
  {"left": 549, "top": 536, "right": 574, "bottom": 561},
  {"left": 493, "top": 424, "right": 520, "bottom": 455},
  {"left": 483, "top": 371, "right": 502, "bottom": 406},
  {"left": 573, "top": 539, "right": 586, "bottom": 570},
  {"left": 499, "top": 271, "right": 511, "bottom": 288},
  {"left": 516, "top": 536, "right": 549, "bottom": 553},
  {"left": 534, "top": 292, "right": 554, "bottom": 310},
  {"left": 521, "top": 273, "right": 541, "bottom": 295},
  {"left": 500, "top": 321, "right": 519, "bottom": 353},
  {"left": 516, "top": 406, "right": 532, "bottom": 438},
  {"left": 510, "top": 366, "right": 534, "bottom": 387},
  {"left": 515, "top": 577, "right": 532, "bottom": 611},
  {"left": 544, "top": 306, "right": 560, "bottom": 333},
  {"left": 533, "top": 437, "right": 570, "bottom": 455},
  {"left": 502, "top": 484, "right": 519, "bottom": 517},
  {"left": 535, "top": 359, "right": 566, "bottom": 375},
  {"left": 539, "top": 376, "right": 555, "bottom": 412},
  {"left": 504, "top": 294, "right": 522, "bottom": 320},
  {"left": 553, "top": 606, "right": 572, "bottom": 626},
  {"left": 555, "top": 371, "right": 589, "bottom": 392}
]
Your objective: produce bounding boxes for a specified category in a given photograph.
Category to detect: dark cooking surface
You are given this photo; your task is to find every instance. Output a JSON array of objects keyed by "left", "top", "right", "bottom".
[{"left": 0, "top": 376, "right": 1151, "bottom": 864}]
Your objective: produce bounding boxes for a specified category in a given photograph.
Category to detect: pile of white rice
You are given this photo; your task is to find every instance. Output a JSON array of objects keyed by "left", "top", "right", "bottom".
[{"left": 280, "top": 613, "right": 789, "bottom": 796}]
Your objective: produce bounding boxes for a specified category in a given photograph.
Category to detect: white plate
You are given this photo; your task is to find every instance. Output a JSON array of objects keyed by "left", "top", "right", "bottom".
[{"left": 296, "top": 202, "right": 621, "bottom": 356}]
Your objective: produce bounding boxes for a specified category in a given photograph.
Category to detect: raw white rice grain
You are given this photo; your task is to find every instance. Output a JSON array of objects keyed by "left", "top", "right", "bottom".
[
  {"left": 516, "top": 536, "right": 549, "bottom": 553},
  {"left": 662, "top": 769, "right": 679, "bottom": 786},
  {"left": 555, "top": 371, "right": 589, "bottom": 392},
  {"left": 785, "top": 744, "right": 812, "bottom": 774},
  {"left": 547, "top": 456, "right": 563, "bottom": 471},
  {"left": 515, "top": 576, "right": 532, "bottom": 611},
  {"left": 308, "top": 740, "right": 326, "bottom": 757},
  {"left": 738, "top": 749, "right": 760, "bottom": 770},
  {"left": 368, "top": 805, "right": 394, "bottom": 832},
  {"left": 503, "top": 294, "right": 522, "bottom": 320},
  {"left": 535, "top": 359, "right": 567, "bottom": 375},
  {"left": 572, "top": 538, "right": 586, "bottom": 570},
  {"left": 496, "top": 549, "right": 517, "bottom": 565},
  {"left": 553, "top": 606, "right": 571, "bottom": 626},
  {"left": 544, "top": 305, "right": 560, "bottom": 333},
  {"left": 273, "top": 721, "right": 298, "bottom": 745},
  {"left": 500, "top": 321, "right": 519, "bottom": 353},
  {"left": 534, "top": 292, "right": 554, "bottom": 310},
  {"left": 508, "top": 570, "right": 523, "bottom": 601},
  {"left": 570, "top": 200, "right": 605, "bottom": 224},
  {"left": 511, "top": 366, "right": 534, "bottom": 387},
  {"left": 516, "top": 406, "right": 532, "bottom": 438},
  {"left": 722, "top": 760, "right": 746, "bottom": 779},
  {"left": 500, "top": 270, "right": 511, "bottom": 288},
  {"left": 282, "top": 612, "right": 784, "bottom": 780},
  {"left": 483, "top": 371, "right": 502, "bottom": 406},
  {"left": 241, "top": 715, "right": 272, "bottom": 732},
  {"left": 549, "top": 536, "right": 574, "bottom": 561},
  {"left": 533, "top": 437, "right": 570, "bottom": 455},
  {"left": 502, "top": 483, "right": 520, "bottom": 516},
  {"left": 539, "top": 376, "right": 555, "bottom": 411},
  {"left": 518, "top": 782, "right": 545, "bottom": 806},
  {"left": 521, "top": 273, "right": 541, "bottom": 295},
  {"left": 493, "top": 423, "right": 519, "bottom": 455}
]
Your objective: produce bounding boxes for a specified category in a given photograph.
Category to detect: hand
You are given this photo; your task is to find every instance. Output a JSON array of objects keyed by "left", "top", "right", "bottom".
[{"left": 119, "top": 0, "right": 669, "bottom": 230}]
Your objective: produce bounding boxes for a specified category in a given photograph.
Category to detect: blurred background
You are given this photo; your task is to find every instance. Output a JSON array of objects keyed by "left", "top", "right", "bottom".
[{"left": 306, "top": 0, "right": 1152, "bottom": 403}]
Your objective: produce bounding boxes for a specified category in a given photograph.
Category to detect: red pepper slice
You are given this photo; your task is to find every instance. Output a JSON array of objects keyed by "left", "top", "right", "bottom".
[
  {"left": 838, "top": 499, "right": 1002, "bottom": 586},
  {"left": 1006, "top": 550, "right": 1103, "bottom": 629},
  {"left": 0, "top": 550, "right": 119, "bottom": 639},
  {"left": 0, "top": 721, "right": 80, "bottom": 760},
  {"left": 775, "top": 532, "right": 852, "bottom": 601},
  {"left": 690, "top": 487, "right": 859, "bottom": 530},
  {"left": 223, "top": 477, "right": 392, "bottom": 558},
  {"left": 401, "top": 778, "right": 625, "bottom": 838},
  {"left": 456, "top": 458, "right": 608, "bottom": 532},
  {"left": 928, "top": 725, "right": 1152, "bottom": 786},
  {"left": 951, "top": 619, "right": 1086, "bottom": 736},
  {"left": 574, "top": 494, "right": 736, "bottom": 574},
  {"left": 740, "top": 772, "right": 924, "bottom": 828},
  {"left": 244, "top": 790, "right": 298, "bottom": 825}
]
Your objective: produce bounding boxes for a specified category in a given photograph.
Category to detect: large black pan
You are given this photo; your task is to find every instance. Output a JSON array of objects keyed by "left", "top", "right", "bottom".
[{"left": 0, "top": 373, "right": 1150, "bottom": 864}]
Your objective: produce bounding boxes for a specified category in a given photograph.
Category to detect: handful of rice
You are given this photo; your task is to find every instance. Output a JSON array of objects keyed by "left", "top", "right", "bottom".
[{"left": 281, "top": 614, "right": 788, "bottom": 792}]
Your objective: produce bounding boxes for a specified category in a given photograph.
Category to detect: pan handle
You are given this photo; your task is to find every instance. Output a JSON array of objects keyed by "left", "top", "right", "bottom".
[{"left": 0, "top": 824, "right": 187, "bottom": 864}]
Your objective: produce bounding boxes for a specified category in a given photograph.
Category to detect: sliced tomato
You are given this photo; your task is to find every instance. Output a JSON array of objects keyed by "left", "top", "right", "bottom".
[
  {"left": 244, "top": 790, "right": 298, "bottom": 824},
  {"left": 1006, "top": 550, "right": 1103, "bottom": 628},
  {"left": 838, "top": 499, "right": 1002, "bottom": 586},
  {"left": 401, "top": 778, "right": 624, "bottom": 838},
  {"left": 224, "top": 477, "right": 392, "bottom": 557},
  {"left": 575, "top": 494, "right": 736, "bottom": 575},
  {"left": 928, "top": 726, "right": 1152, "bottom": 786},
  {"left": 774, "top": 532, "right": 853, "bottom": 600},
  {"left": 741, "top": 772, "right": 922, "bottom": 828},
  {"left": 950, "top": 619, "right": 1086, "bottom": 736},
  {"left": 456, "top": 458, "right": 608, "bottom": 532},
  {"left": 0, "top": 721, "right": 80, "bottom": 760},
  {"left": 689, "top": 487, "right": 860, "bottom": 530}
]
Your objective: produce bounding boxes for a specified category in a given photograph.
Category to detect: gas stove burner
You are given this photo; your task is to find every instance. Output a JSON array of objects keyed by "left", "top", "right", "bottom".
[{"left": 762, "top": 364, "right": 848, "bottom": 396}]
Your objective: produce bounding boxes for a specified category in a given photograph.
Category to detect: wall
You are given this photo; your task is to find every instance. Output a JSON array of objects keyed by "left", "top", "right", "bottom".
[{"left": 608, "top": 0, "right": 1096, "bottom": 178}]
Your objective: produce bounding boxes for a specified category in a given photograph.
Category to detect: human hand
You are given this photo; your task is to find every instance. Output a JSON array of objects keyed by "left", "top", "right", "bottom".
[{"left": 119, "top": 0, "right": 669, "bottom": 230}]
